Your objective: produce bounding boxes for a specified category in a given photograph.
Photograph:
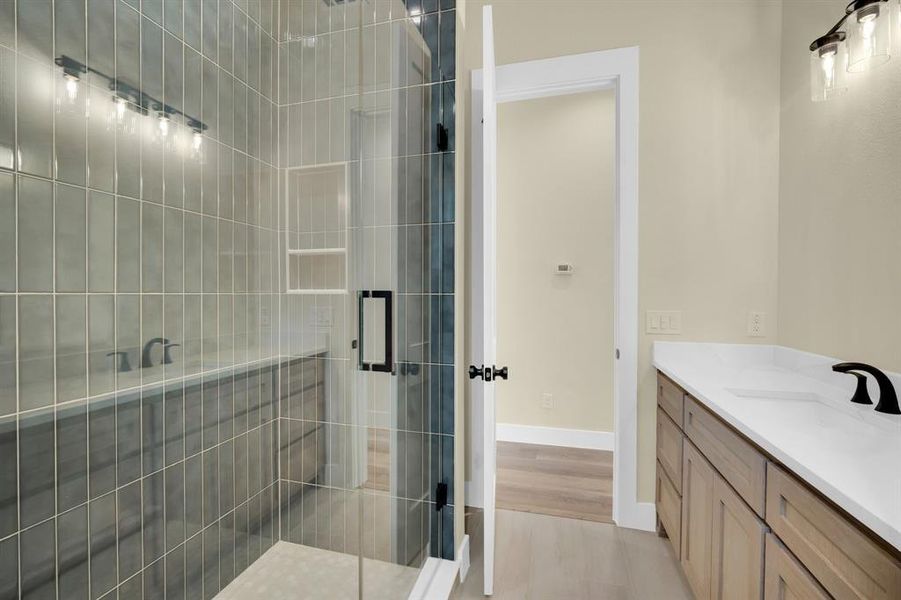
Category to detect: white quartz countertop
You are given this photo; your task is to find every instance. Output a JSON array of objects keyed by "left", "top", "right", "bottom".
[{"left": 653, "top": 342, "right": 901, "bottom": 552}]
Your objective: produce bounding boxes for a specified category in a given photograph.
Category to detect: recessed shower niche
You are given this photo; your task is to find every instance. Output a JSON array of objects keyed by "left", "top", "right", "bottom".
[{"left": 285, "top": 163, "right": 349, "bottom": 294}]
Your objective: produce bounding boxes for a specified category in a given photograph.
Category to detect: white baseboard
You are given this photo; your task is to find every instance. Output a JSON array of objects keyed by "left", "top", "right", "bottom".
[
  {"left": 615, "top": 501, "right": 656, "bottom": 532},
  {"left": 408, "top": 557, "right": 458, "bottom": 600},
  {"left": 496, "top": 423, "right": 614, "bottom": 451},
  {"left": 457, "top": 534, "right": 471, "bottom": 583},
  {"left": 407, "top": 534, "right": 471, "bottom": 599}
]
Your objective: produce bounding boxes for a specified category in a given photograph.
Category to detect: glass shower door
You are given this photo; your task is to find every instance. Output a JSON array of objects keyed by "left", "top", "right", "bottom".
[{"left": 349, "top": 6, "right": 446, "bottom": 598}]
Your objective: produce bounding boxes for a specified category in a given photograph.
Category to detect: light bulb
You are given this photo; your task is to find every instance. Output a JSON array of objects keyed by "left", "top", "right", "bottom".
[
  {"left": 821, "top": 50, "right": 836, "bottom": 86},
  {"left": 192, "top": 131, "right": 203, "bottom": 150},
  {"left": 158, "top": 113, "right": 169, "bottom": 136},
  {"left": 64, "top": 75, "right": 78, "bottom": 100},
  {"left": 115, "top": 97, "right": 127, "bottom": 120},
  {"left": 863, "top": 18, "right": 876, "bottom": 36},
  {"left": 848, "top": 1, "right": 891, "bottom": 71},
  {"left": 810, "top": 34, "right": 848, "bottom": 101}
]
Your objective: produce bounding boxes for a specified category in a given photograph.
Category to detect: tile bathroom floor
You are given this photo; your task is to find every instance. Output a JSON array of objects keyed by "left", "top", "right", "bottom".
[
  {"left": 454, "top": 509, "right": 693, "bottom": 600},
  {"left": 215, "top": 541, "right": 421, "bottom": 600}
]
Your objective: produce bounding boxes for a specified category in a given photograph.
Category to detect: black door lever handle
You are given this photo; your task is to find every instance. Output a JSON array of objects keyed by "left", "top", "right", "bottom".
[{"left": 469, "top": 365, "right": 509, "bottom": 382}]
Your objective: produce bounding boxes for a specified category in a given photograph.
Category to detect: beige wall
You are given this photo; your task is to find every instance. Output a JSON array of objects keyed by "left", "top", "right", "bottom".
[
  {"left": 464, "top": 0, "right": 783, "bottom": 502},
  {"left": 495, "top": 91, "right": 616, "bottom": 431},
  {"left": 777, "top": 0, "right": 901, "bottom": 372}
]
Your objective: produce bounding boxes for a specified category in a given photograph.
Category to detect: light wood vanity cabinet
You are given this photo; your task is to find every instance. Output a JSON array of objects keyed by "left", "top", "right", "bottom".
[
  {"left": 681, "top": 440, "right": 716, "bottom": 600},
  {"left": 655, "top": 370, "right": 901, "bottom": 600},
  {"left": 659, "top": 373, "right": 685, "bottom": 427},
  {"left": 764, "top": 534, "right": 830, "bottom": 600},
  {"left": 657, "top": 407, "right": 683, "bottom": 493},
  {"left": 684, "top": 395, "right": 767, "bottom": 517},
  {"left": 710, "top": 473, "right": 766, "bottom": 599},
  {"left": 766, "top": 463, "right": 901, "bottom": 600},
  {"left": 657, "top": 460, "right": 682, "bottom": 559}
]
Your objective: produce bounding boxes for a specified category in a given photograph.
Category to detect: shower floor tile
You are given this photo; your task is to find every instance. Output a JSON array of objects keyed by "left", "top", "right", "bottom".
[{"left": 214, "top": 540, "right": 421, "bottom": 600}]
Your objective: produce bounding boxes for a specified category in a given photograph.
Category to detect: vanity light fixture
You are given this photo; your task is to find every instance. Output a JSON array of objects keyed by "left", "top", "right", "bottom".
[
  {"left": 809, "top": 0, "right": 893, "bottom": 101},
  {"left": 54, "top": 55, "right": 86, "bottom": 101},
  {"left": 53, "top": 54, "right": 209, "bottom": 142},
  {"left": 157, "top": 110, "right": 171, "bottom": 136},
  {"left": 115, "top": 95, "right": 127, "bottom": 120}
]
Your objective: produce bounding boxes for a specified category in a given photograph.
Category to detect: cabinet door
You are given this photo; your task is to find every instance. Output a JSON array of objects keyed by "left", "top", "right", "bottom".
[
  {"left": 682, "top": 439, "right": 716, "bottom": 600},
  {"left": 764, "top": 534, "right": 830, "bottom": 600},
  {"left": 711, "top": 474, "right": 767, "bottom": 599},
  {"left": 656, "top": 460, "right": 682, "bottom": 559}
]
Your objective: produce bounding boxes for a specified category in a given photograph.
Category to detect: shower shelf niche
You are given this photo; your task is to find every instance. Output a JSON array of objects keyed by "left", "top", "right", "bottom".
[{"left": 284, "top": 163, "right": 349, "bottom": 295}]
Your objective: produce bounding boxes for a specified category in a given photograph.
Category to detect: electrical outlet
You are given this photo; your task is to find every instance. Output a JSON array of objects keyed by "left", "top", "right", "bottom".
[
  {"left": 540, "top": 393, "right": 554, "bottom": 410},
  {"left": 314, "top": 306, "right": 333, "bottom": 327},
  {"left": 747, "top": 311, "right": 766, "bottom": 337},
  {"left": 646, "top": 311, "right": 682, "bottom": 335}
]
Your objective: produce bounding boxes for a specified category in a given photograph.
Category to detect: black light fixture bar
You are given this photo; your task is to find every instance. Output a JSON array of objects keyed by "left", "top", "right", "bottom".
[
  {"left": 809, "top": 0, "right": 887, "bottom": 50},
  {"left": 54, "top": 53, "right": 208, "bottom": 133}
]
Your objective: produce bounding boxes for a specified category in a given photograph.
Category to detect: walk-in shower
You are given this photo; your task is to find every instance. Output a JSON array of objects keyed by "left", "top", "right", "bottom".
[{"left": 0, "top": 0, "right": 457, "bottom": 598}]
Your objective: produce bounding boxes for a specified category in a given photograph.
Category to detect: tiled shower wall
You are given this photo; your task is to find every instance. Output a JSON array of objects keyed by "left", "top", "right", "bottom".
[
  {"left": 0, "top": 0, "right": 457, "bottom": 598},
  {"left": 0, "top": 0, "right": 284, "bottom": 598},
  {"left": 274, "top": 0, "right": 457, "bottom": 567}
]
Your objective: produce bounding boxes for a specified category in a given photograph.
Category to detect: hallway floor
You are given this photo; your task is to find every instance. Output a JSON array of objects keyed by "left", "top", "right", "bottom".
[
  {"left": 454, "top": 509, "right": 693, "bottom": 600},
  {"left": 496, "top": 442, "right": 613, "bottom": 522}
]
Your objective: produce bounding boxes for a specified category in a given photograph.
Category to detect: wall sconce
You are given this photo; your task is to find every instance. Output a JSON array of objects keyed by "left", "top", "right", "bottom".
[{"left": 809, "top": 0, "right": 893, "bottom": 101}]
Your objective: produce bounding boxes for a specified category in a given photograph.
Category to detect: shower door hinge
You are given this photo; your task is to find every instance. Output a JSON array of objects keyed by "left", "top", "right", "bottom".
[
  {"left": 435, "top": 482, "right": 448, "bottom": 511},
  {"left": 436, "top": 123, "right": 449, "bottom": 151}
]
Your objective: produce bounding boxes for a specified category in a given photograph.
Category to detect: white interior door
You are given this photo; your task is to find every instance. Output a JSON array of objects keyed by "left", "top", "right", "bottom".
[{"left": 481, "top": 5, "right": 498, "bottom": 596}]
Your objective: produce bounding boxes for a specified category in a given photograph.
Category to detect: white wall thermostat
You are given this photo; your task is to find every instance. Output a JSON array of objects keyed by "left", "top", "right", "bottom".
[{"left": 555, "top": 263, "right": 574, "bottom": 275}]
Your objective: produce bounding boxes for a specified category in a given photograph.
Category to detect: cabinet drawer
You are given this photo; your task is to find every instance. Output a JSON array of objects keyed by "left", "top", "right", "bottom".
[
  {"left": 764, "top": 533, "right": 830, "bottom": 600},
  {"left": 658, "top": 372, "right": 684, "bottom": 427},
  {"left": 766, "top": 463, "right": 901, "bottom": 600},
  {"left": 656, "top": 460, "right": 682, "bottom": 560},
  {"left": 656, "top": 407, "right": 683, "bottom": 493},
  {"left": 684, "top": 396, "right": 766, "bottom": 517}
]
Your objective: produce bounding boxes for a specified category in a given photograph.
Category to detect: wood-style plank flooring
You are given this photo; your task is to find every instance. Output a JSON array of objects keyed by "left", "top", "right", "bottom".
[
  {"left": 496, "top": 441, "right": 614, "bottom": 523},
  {"left": 454, "top": 509, "right": 694, "bottom": 600}
]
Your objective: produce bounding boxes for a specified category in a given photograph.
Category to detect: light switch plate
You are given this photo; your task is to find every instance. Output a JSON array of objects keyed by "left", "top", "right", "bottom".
[
  {"left": 647, "top": 310, "right": 682, "bottom": 335},
  {"left": 314, "top": 306, "right": 333, "bottom": 327}
]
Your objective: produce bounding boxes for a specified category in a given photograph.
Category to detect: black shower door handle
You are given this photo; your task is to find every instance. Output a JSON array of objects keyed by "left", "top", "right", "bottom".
[{"left": 357, "top": 290, "right": 394, "bottom": 374}]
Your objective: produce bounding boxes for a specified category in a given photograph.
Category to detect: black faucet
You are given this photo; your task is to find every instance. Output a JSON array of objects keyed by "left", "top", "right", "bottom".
[
  {"left": 162, "top": 343, "right": 180, "bottom": 365},
  {"left": 142, "top": 337, "right": 170, "bottom": 368},
  {"left": 107, "top": 351, "right": 132, "bottom": 373},
  {"left": 832, "top": 362, "right": 901, "bottom": 415}
]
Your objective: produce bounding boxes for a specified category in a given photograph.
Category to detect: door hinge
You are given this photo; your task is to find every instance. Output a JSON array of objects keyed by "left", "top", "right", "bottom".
[
  {"left": 436, "top": 123, "right": 449, "bottom": 151},
  {"left": 435, "top": 482, "right": 448, "bottom": 511}
]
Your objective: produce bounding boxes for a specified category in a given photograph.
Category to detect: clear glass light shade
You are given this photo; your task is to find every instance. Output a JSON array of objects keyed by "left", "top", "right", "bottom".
[
  {"left": 847, "top": 2, "right": 892, "bottom": 71},
  {"left": 810, "top": 41, "right": 848, "bottom": 101}
]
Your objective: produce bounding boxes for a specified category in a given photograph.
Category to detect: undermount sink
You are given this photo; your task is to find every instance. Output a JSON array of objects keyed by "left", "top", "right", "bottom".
[{"left": 725, "top": 387, "right": 892, "bottom": 452}]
